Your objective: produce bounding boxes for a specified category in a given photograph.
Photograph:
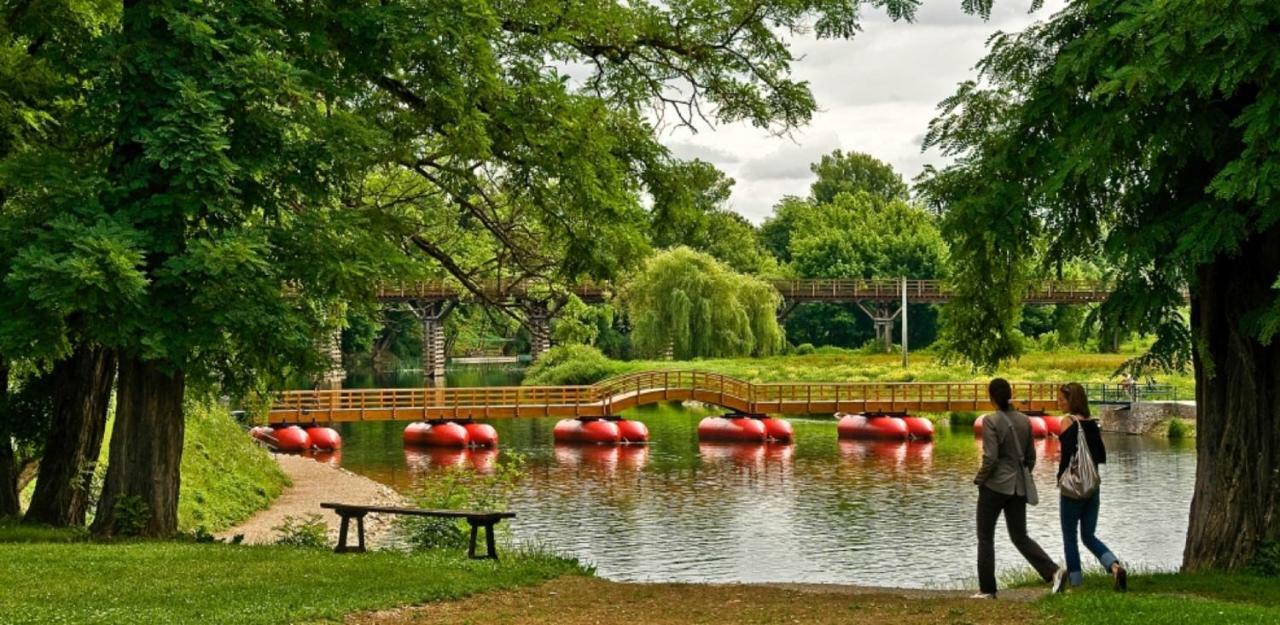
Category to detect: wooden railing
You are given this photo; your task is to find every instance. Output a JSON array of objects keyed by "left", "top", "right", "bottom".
[
  {"left": 374, "top": 278, "right": 1137, "bottom": 305},
  {"left": 268, "top": 370, "right": 1063, "bottom": 423}
]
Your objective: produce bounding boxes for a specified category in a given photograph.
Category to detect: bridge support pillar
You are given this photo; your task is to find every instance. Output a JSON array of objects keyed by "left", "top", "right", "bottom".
[
  {"left": 411, "top": 301, "right": 454, "bottom": 378},
  {"left": 318, "top": 327, "right": 345, "bottom": 388},
  {"left": 857, "top": 302, "right": 902, "bottom": 354},
  {"left": 529, "top": 313, "right": 551, "bottom": 360}
]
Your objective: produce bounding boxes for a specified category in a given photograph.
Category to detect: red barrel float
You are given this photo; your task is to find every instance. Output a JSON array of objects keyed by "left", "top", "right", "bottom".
[
  {"left": 403, "top": 421, "right": 469, "bottom": 448},
  {"left": 1028, "top": 416, "right": 1048, "bottom": 438},
  {"left": 306, "top": 427, "right": 342, "bottom": 451},
  {"left": 761, "top": 417, "right": 794, "bottom": 442},
  {"left": 697, "top": 416, "right": 767, "bottom": 442},
  {"left": 1043, "top": 415, "right": 1064, "bottom": 437},
  {"left": 616, "top": 419, "right": 650, "bottom": 444},
  {"left": 553, "top": 418, "right": 621, "bottom": 445},
  {"left": 837, "top": 414, "right": 909, "bottom": 440},
  {"left": 464, "top": 423, "right": 499, "bottom": 448},
  {"left": 901, "top": 416, "right": 935, "bottom": 440},
  {"left": 272, "top": 425, "right": 311, "bottom": 453}
]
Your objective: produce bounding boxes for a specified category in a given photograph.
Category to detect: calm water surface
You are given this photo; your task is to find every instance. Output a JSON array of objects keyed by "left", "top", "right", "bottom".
[{"left": 329, "top": 366, "right": 1197, "bottom": 588}]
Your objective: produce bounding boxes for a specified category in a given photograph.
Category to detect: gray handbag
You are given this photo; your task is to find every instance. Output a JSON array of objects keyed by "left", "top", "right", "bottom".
[
  {"left": 999, "top": 410, "right": 1039, "bottom": 506},
  {"left": 1059, "top": 416, "right": 1100, "bottom": 500}
]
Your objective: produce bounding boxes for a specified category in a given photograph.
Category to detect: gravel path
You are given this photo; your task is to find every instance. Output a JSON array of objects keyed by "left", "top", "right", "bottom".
[{"left": 218, "top": 454, "right": 407, "bottom": 548}]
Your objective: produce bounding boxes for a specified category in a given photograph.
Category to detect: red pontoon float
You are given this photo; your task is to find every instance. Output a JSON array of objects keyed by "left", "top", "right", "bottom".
[{"left": 697, "top": 416, "right": 768, "bottom": 442}]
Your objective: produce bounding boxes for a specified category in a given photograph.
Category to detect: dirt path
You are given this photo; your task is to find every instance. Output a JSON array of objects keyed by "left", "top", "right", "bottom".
[
  {"left": 218, "top": 454, "right": 407, "bottom": 547},
  {"left": 344, "top": 576, "right": 1045, "bottom": 625}
]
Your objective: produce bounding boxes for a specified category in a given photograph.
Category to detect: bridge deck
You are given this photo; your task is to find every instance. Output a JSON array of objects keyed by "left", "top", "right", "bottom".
[
  {"left": 374, "top": 279, "right": 1160, "bottom": 305},
  {"left": 268, "top": 371, "right": 1061, "bottom": 424}
]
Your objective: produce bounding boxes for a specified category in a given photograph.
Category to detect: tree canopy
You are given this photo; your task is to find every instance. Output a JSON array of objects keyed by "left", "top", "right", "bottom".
[
  {"left": 624, "top": 247, "right": 783, "bottom": 359},
  {"left": 918, "top": 0, "right": 1280, "bottom": 570}
]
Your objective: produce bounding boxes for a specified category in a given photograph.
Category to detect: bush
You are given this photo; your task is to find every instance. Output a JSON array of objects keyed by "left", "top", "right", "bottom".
[
  {"left": 1251, "top": 541, "right": 1280, "bottom": 577},
  {"left": 523, "top": 344, "right": 625, "bottom": 385},
  {"left": 1167, "top": 418, "right": 1189, "bottom": 439},
  {"left": 272, "top": 514, "right": 329, "bottom": 548},
  {"left": 400, "top": 454, "right": 525, "bottom": 551},
  {"left": 792, "top": 343, "right": 816, "bottom": 355}
]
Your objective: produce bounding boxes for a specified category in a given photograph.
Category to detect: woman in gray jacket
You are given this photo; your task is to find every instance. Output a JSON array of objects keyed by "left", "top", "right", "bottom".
[{"left": 972, "top": 378, "right": 1066, "bottom": 598}]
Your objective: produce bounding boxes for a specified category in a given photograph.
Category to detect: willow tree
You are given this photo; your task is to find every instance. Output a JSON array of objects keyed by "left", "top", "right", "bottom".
[
  {"left": 625, "top": 247, "right": 783, "bottom": 359},
  {"left": 919, "top": 0, "right": 1280, "bottom": 569}
]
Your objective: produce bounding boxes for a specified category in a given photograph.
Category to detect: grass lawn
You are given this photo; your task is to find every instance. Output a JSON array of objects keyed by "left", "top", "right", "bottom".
[
  {"left": 1040, "top": 571, "right": 1280, "bottom": 625},
  {"left": 528, "top": 347, "right": 1195, "bottom": 398},
  {"left": 0, "top": 533, "right": 583, "bottom": 625}
]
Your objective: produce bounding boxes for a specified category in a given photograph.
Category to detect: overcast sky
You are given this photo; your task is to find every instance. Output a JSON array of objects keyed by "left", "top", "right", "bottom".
[{"left": 660, "top": 0, "right": 1065, "bottom": 223}]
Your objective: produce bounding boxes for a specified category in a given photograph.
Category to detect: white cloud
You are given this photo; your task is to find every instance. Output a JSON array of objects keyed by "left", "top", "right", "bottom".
[{"left": 657, "top": 0, "right": 1065, "bottom": 224}]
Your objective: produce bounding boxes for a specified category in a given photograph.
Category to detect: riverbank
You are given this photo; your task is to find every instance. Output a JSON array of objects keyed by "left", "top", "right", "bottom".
[
  {"left": 217, "top": 454, "right": 407, "bottom": 547},
  {"left": 522, "top": 347, "right": 1197, "bottom": 397},
  {"left": 342, "top": 572, "right": 1280, "bottom": 625}
]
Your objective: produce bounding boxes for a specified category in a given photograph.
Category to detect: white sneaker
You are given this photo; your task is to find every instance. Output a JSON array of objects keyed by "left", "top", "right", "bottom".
[
  {"left": 1051, "top": 566, "right": 1067, "bottom": 594},
  {"left": 969, "top": 592, "right": 996, "bottom": 599}
]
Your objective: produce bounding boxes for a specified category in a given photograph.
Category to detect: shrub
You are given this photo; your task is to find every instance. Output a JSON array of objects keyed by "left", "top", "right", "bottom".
[
  {"left": 1251, "top": 541, "right": 1280, "bottom": 577},
  {"left": 792, "top": 343, "right": 816, "bottom": 355},
  {"left": 272, "top": 514, "right": 329, "bottom": 549},
  {"left": 1166, "top": 418, "right": 1188, "bottom": 439},
  {"left": 400, "top": 454, "right": 525, "bottom": 551},
  {"left": 523, "top": 344, "right": 624, "bottom": 385}
]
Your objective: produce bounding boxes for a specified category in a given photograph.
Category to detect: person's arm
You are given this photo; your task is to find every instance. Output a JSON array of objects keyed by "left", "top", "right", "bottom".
[
  {"left": 1088, "top": 422, "right": 1107, "bottom": 465},
  {"left": 973, "top": 415, "right": 999, "bottom": 485}
]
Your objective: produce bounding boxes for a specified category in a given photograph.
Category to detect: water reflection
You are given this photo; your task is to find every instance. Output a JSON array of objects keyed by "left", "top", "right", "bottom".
[{"left": 331, "top": 369, "right": 1197, "bottom": 588}]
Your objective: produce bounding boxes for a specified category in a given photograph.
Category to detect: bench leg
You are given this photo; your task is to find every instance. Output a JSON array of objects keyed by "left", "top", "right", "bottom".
[
  {"left": 335, "top": 514, "right": 350, "bottom": 553},
  {"left": 484, "top": 522, "right": 498, "bottom": 561},
  {"left": 468, "top": 523, "right": 479, "bottom": 559},
  {"left": 356, "top": 514, "right": 366, "bottom": 552}
]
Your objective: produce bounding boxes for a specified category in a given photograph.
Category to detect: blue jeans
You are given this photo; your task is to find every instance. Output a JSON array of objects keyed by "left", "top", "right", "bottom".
[{"left": 1060, "top": 491, "right": 1119, "bottom": 585}]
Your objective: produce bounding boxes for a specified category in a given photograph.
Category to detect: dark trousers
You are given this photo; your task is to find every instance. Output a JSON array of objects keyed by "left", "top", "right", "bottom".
[{"left": 976, "top": 485, "right": 1058, "bottom": 594}]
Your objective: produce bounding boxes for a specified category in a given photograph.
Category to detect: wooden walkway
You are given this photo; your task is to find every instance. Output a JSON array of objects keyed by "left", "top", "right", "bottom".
[
  {"left": 376, "top": 278, "right": 1138, "bottom": 305},
  {"left": 268, "top": 371, "right": 1060, "bottom": 424}
]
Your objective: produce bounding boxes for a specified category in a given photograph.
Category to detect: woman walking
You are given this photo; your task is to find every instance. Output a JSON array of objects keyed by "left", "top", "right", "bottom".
[
  {"left": 972, "top": 378, "right": 1066, "bottom": 599},
  {"left": 1057, "top": 382, "right": 1128, "bottom": 591}
]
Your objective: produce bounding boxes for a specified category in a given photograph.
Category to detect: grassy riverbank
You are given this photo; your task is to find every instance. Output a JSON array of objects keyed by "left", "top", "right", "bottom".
[
  {"left": 525, "top": 345, "right": 1196, "bottom": 396},
  {"left": 0, "top": 528, "right": 583, "bottom": 625},
  {"left": 178, "top": 401, "right": 291, "bottom": 533}
]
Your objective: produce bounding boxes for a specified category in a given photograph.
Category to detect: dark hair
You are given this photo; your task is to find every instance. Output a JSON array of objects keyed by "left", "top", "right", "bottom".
[
  {"left": 1059, "top": 382, "right": 1091, "bottom": 418},
  {"left": 988, "top": 378, "right": 1013, "bottom": 411}
]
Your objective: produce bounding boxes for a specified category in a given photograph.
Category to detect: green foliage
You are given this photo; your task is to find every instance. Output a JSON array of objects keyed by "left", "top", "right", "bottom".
[
  {"left": 792, "top": 343, "right": 816, "bottom": 355},
  {"left": 808, "top": 149, "right": 910, "bottom": 206},
  {"left": 524, "top": 345, "right": 625, "bottom": 386},
  {"left": 0, "top": 540, "right": 583, "bottom": 625},
  {"left": 647, "top": 160, "right": 776, "bottom": 274},
  {"left": 272, "top": 514, "right": 330, "bottom": 549},
  {"left": 177, "top": 401, "right": 289, "bottom": 534},
  {"left": 1251, "top": 542, "right": 1280, "bottom": 577},
  {"left": 106, "top": 496, "right": 149, "bottom": 538},
  {"left": 625, "top": 247, "right": 784, "bottom": 359},
  {"left": 1166, "top": 418, "right": 1190, "bottom": 440},
  {"left": 400, "top": 454, "right": 524, "bottom": 551}
]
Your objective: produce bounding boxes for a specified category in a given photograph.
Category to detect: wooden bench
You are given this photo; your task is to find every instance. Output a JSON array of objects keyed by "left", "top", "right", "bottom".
[{"left": 319, "top": 502, "right": 515, "bottom": 560}]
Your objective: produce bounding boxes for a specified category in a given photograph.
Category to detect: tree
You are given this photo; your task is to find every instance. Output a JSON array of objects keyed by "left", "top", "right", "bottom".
[
  {"left": 809, "top": 149, "right": 910, "bottom": 206},
  {"left": 625, "top": 247, "right": 783, "bottom": 359},
  {"left": 648, "top": 160, "right": 775, "bottom": 274},
  {"left": 919, "top": 0, "right": 1280, "bottom": 569}
]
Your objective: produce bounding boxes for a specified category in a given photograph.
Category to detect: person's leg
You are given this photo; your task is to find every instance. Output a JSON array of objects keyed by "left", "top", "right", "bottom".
[
  {"left": 976, "top": 487, "right": 1002, "bottom": 595},
  {"left": 1060, "top": 495, "right": 1085, "bottom": 586},
  {"left": 1079, "top": 491, "right": 1118, "bottom": 572},
  {"left": 1004, "top": 495, "right": 1059, "bottom": 582}
]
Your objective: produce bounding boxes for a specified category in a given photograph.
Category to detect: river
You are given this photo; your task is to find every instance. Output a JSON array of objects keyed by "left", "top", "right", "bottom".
[{"left": 326, "top": 366, "right": 1197, "bottom": 589}]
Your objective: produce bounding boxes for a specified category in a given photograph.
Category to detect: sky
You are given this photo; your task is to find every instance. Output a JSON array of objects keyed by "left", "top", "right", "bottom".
[{"left": 660, "top": 1, "right": 1065, "bottom": 224}]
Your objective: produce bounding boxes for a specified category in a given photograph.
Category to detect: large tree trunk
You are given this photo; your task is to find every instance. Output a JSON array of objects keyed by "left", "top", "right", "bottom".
[
  {"left": 91, "top": 355, "right": 185, "bottom": 537},
  {"left": 24, "top": 346, "right": 117, "bottom": 526},
  {"left": 1183, "top": 223, "right": 1280, "bottom": 570},
  {"left": 0, "top": 361, "right": 17, "bottom": 518}
]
